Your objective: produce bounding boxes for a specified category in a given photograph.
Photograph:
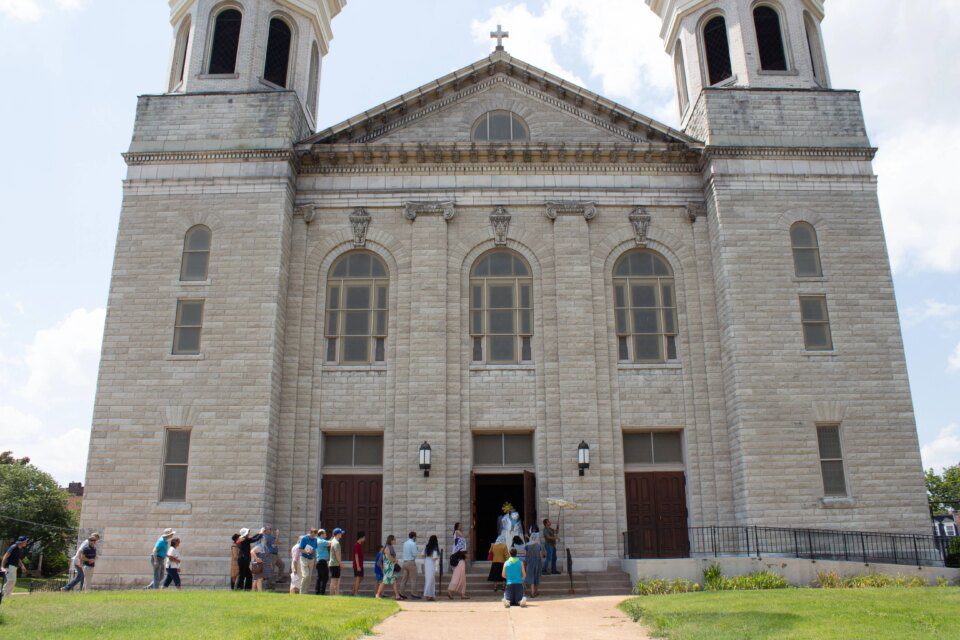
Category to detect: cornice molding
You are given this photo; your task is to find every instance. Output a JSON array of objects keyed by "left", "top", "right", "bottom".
[
  {"left": 700, "top": 146, "right": 878, "bottom": 163},
  {"left": 123, "top": 149, "right": 297, "bottom": 166}
]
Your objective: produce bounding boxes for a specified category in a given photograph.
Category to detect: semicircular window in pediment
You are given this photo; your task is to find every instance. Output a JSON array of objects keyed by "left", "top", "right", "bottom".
[{"left": 472, "top": 111, "right": 529, "bottom": 142}]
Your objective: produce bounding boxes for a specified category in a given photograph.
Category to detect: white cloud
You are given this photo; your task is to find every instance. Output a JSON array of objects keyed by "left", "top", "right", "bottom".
[
  {"left": 0, "top": 0, "right": 86, "bottom": 22},
  {"left": 949, "top": 342, "right": 960, "bottom": 374},
  {"left": 19, "top": 307, "right": 105, "bottom": 406},
  {"left": 1, "top": 404, "right": 90, "bottom": 483},
  {"left": 902, "top": 299, "right": 960, "bottom": 328},
  {"left": 922, "top": 424, "right": 960, "bottom": 472}
]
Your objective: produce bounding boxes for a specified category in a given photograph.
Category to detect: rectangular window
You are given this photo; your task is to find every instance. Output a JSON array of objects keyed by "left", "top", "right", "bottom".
[
  {"left": 799, "top": 295, "right": 833, "bottom": 351},
  {"left": 323, "top": 434, "right": 384, "bottom": 468},
  {"left": 816, "top": 425, "right": 847, "bottom": 496},
  {"left": 161, "top": 429, "right": 191, "bottom": 502},
  {"left": 173, "top": 300, "right": 204, "bottom": 355},
  {"left": 623, "top": 431, "right": 684, "bottom": 465},
  {"left": 473, "top": 433, "right": 534, "bottom": 467}
]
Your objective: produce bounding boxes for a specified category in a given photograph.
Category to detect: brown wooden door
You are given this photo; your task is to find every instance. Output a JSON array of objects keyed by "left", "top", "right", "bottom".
[
  {"left": 523, "top": 470, "right": 537, "bottom": 535},
  {"left": 321, "top": 474, "right": 382, "bottom": 558},
  {"left": 625, "top": 472, "right": 688, "bottom": 559},
  {"left": 469, "top": 471, "right": 477, "bottom": 560}
]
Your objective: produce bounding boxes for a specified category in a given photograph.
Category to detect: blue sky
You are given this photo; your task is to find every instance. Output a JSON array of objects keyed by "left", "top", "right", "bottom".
[{"left": 0, "top": 0, "right": 958, "bottom": 484}]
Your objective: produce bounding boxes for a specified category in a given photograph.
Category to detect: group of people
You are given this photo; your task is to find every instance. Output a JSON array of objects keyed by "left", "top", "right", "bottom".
[
  {"left": 486, "top": 518, "right": 561, "bottom": 607},
  {"left": 147, "top": 528, "right": 183, "bottom": 590}
]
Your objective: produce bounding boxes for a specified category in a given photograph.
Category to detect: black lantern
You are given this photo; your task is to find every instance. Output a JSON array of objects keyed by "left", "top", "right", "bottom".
[
  {"left": 578, "top": 441, "right": 590, "bottom": 476},
  {"left": 419, "top": 442, "right": 432, "bottom": 477}
]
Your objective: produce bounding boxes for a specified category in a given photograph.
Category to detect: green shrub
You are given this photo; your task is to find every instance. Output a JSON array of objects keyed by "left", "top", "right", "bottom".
[
  {"left": 39, "top": 552, "right": 70, "bottom": 578},
  {"left": 703, "top": 563, "right": 725, "bottom": 591},
  {"left": 816, "top": 571, "right": 843, "bottom": 589},
  {"left": 937, "top": 576, "right": 951, "bottom": 587},
  {"left": 946, "top": 537, "right": 960, "bottom": 568},
  {"left": 817, "top": 571, "right": 928, "bottom": 589},
  {"left": 634, "top": 577, "right": 700, "bottom": 596},
  {"left": 701, "top": 565, "right": 788, "bottom": 591}
]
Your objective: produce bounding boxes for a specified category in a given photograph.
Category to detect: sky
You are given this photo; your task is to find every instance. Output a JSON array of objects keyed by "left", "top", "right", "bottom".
[{"left": 0, "top": 0, "right": 958, "bottom": 485}]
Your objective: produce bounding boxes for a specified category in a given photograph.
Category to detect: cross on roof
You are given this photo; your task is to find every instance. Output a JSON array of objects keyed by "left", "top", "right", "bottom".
[{"left": 490, "top": 24, "right": 509, "bottom": 51}]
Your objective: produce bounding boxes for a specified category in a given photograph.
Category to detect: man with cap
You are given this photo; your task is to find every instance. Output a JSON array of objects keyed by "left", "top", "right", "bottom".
[
  {"left": 62, "top": 533, "right": 100, "bottom": 592},
  {"left": 1, "top": 536, "right": 30, "bottom": 598},
  {"left": 147, "top": 528, "right": 176, "bottom": 589},
  {"left": 329, "top": 528, "right": 344, "bottom": 595},
  {"left": 314, "top": 529, "right": 332, "bottom": 595}
]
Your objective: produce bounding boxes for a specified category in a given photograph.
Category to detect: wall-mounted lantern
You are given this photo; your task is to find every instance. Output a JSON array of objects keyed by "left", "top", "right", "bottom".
[
  {"left": 419, "top": 442, "right": 432, "bottom": 478},
  {"left": 578, "top": 441, "right": 590, "bottom": 476}
]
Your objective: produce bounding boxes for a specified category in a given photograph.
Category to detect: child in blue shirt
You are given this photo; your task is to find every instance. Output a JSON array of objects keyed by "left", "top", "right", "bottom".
[
  {"left": 374, "top": 545, "right": 385, "bottom": 584},
  {"left": 501, "top": 547, "right": 527, "bottom": 608}
]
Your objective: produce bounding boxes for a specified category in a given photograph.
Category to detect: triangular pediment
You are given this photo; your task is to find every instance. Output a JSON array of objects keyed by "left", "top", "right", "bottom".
[{"left": 301, "top": 51, "right": 696, "bottom": 148}]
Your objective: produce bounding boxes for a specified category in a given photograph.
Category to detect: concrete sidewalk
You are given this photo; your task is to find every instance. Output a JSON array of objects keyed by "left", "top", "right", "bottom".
[{"left": 367, "top": 595, "right": 647, "bottom": 640}]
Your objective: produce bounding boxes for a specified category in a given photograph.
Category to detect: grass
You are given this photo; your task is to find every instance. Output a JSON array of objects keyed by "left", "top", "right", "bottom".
[
  {"left": 620, "top": 588, "right": 960, "bottom": 640},
  {"left": 0, "top": 591, "right": 398, "bottom": 640}
]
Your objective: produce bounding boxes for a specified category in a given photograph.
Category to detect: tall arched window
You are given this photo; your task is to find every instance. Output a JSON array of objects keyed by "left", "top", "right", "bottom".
[
  {"left": 804, "top": 12, "right": 826, "bottom": 84},
  {"left": 753, "top": 6, "right": 788, "bottom": 71},
  {"left": 790, "top": 222, "right": 823, "bottom": 277},
  {"left": 470, "top": 250, "right": 533, "bottom": 364},
  {"left": 613, "top": 250, "right": 678, "bottom": 363},
  {"left": 306, "top": 42, "right": 320, "bottom": 118},
  {"left": 169, "top": 16, "right": 191, "bottom": 92},
  {"left": 208, "top": 8, "right": 242, "bottom": 75},
  {"left": 472, "top": 111, "right": 529, "bottom": 142},
  {"left": 674, "top": 40, "right": 689, "bottom": 115},
  {"left": 325, "top": 252, "right": 389, "bottom": 364},
  {"left": 263, "top": 17, "right": 293, "bottom": 88},
  {"left": 180, "top": 226, "right": 211, "bottom": 282},
  {"left": 702, "top": 16, "right": 733, "bottom": 86}
]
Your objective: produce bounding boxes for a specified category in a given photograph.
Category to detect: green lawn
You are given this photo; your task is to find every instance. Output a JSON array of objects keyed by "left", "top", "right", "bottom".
[
  {"left": 621, "top": 588, "right": 960, "bottom": 640},
  {"left": 0, "top": 591, "right": 398, "bottom": 640}
]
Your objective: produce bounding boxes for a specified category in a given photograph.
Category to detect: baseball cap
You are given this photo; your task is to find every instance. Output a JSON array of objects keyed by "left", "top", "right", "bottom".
[
  {"left": 333, "top": 528, "right": 345, "bottom": 536},
  {"left": 16, "top": 536, "right": 29, "bottom": 544}
]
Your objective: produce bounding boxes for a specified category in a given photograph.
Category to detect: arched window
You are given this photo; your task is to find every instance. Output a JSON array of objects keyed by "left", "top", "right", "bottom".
[
  {"left": 702, "top": 16, "right": 733, "bottom": 86},
  {"left": 306, "top": 42, "right": 320, "bottom": 117},
  {"left": 613, "top": 250, "right": 678, "bottom": 363},
  {"left": 169, "top": 16, "right": 191, "bottom": 92},
  {"left": 263, "top": 17, "right": 293, "bottom": 88},
  {"left": 470, "top": 250, "right": 533, "bottom": 364},
  {"left": 790, "top": 222, "right": 823, "bottom": 277},
  {"left": 325, "top": 252, "right": 389, "bottom": 364},
  {"left": 753, "top": 6, "right": 788, "bottom": 71},
  {"left": 804, "top": 12, "right": 827, "bottom": 84},
  {"left": 674, "top": 40, "right": 689, "bottom": 115},
  {"left": 472, "top": 111, "right": 529, "bottom": 142},
  {"left": 180, "top": 226, "right": 211, "bottom": 282},
  {"left": 208, "top": 8, "right": 242, "bottom": 75}
]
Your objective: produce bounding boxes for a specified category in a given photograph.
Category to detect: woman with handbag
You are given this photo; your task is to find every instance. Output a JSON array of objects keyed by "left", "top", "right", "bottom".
[
  {"left": 487, "top": 535, "right": 508, "bottom": 592},
  {"left": 250, "top": 539, "right": 266, "bottom": 592},
  {"left": 447, "top": 523, "right": 469, "bottom": 600},
  {"left": 375, "top": 535, "right": 402, "bottom": 600}
]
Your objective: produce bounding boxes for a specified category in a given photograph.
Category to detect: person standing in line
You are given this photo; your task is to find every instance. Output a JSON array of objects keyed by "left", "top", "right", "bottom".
[
  {"left": 250, "top": 538, "right": 266, "bottom": 592},
  {"left": 487, "top": 536, "right": 509, "bottom": 593},
  {"left": 289, "top": 541, "right": 302, "bottom": 594},
  {"left": 446, "top": 523, "right": 469, "bottom": 600},
  {"left": 260, "top": 525, "right": 278, "bottom": 590},
  {"left": 329, "top": 529, "right": 344, "bottom": 595},
  {"left": 399, "top": 531, "right": 421, "bottom": 600},
  {"left": 542, "top": 519, "right": 560, "bottom": 575},
  {"left": 351, "top": 532, "right": 366, "bottom": 596},
  {"left": 374, "top": 535, "right": 401, "bottom": 600},
  {"left": 63, "top": 533, "right": 100, "bottom": 592},
  {"left": 422, "top": 535, "right": 440, "bottom": 601},
  {"left": 315, "top": 529, "right": 331, "bottom": 595},
  {"left": 1, "top": 536, "right": 30, "bottom": 598},
  {"left": 235, "top": 528, "right": 265, "bottom": 591},
  {"left": 298, "top": 529, "right": 319, "bottom": 595},
  {"left": 229, "top": 534, "right": 241, "bottom": 590},
  {"left": 373, "top": 545, "right": 385, "bottom": 594},
  {"left": 162, "top": 537, "right": 183, "bottom": 590},
  {"left": 147, "top": 528, "right": 176, "bottom": 589},
  {"left": 501, "top": 547, "right": 528, "bottom": 608},
  {"left": 524, "top": 527, "right": 543, "bottom": 598}
]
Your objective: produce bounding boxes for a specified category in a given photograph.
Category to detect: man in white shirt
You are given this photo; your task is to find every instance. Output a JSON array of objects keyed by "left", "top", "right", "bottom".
[{"left": 399, "top": 532, "right": 421, "bottom": 600}]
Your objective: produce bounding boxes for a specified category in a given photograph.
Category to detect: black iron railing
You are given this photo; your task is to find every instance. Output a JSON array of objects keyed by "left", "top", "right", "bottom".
[{"left": 622, "top": 526, "right": 950, "bottom": 567}]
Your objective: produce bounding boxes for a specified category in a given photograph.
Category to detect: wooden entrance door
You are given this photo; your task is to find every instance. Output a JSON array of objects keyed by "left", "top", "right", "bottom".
[
  {"left": 625, "top": 472, "right": 689, "bottom": 559},
  {"left": 523, "top": 470, "right": 537, "bottom": 535},
  {"left": 321, "top": 474, "right": 382, "bottom": 558}
]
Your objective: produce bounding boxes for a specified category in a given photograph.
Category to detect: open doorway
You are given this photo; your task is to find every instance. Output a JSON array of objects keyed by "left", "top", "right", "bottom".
[{"left": 471, "top": 473, "right": 537, "bottom": 560}]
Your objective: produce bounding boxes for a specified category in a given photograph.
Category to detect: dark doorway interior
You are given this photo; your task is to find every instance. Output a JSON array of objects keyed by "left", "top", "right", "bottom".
[{"left": 474, "top": 474, "right": 524, "bottom": 560}]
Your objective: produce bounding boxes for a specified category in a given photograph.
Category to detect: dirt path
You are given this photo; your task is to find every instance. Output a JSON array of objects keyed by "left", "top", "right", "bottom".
[{"left": 367, "top": 595, "right": 647, "bottom": 640}]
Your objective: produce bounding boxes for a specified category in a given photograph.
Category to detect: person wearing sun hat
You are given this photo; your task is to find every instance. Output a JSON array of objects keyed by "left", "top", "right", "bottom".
[{"left": 147, "top": 528, "right": 176, "bottom": 590}]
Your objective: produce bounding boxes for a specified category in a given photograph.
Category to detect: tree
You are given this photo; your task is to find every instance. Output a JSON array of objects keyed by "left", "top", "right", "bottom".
[
  {"left": 0, "top": 451, "right": 30, "bottom": 466},
  {"left": 925, "top": 464, "right": 960, "bottom": 514},
  {"left": 0, "top": 462, "right": 76, "bottom": 559}
]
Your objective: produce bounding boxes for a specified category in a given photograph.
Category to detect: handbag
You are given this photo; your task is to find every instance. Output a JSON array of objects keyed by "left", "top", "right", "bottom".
[
  {"left": 251, "top": 560, "right": 264, "bottom": 576},
  {"left": 487, "top": 549, "right": 494, "bottom": 562}
]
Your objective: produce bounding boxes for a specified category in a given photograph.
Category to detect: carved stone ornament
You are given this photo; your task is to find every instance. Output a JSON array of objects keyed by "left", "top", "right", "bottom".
[
  {"left": 544, "top": 201, "right": 598, "bottom": 222},
  {"left": 490, "top": 206, "right": 512, "bottom": 246},
  {"left": 349, "top": 208, "right": 372, "bottom": 247},
  {"left": 404, "top": 201, "right": 457, "bottom": 222},
  {"left": 295, "top": 204, "right": 319, "bottom": 224},
  {"left": 629, "top": 207, "right": 653, "bottom": 247},
  {"left": 686, "top": 202, "right": 706, "bottom": 223}
]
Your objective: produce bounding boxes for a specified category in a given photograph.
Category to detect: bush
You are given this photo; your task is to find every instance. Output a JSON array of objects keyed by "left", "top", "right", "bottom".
[
  {"left": 634, "top": 577, "right": 700, "bottom": 596},
  {"left": 937, "top": 576, "right": 951, "bottom": 587},
  {"left": 701, "top": 565, "right": 788, "bottom": 591},
  {"left": 816, "top": 571, "right": 928, "bottom": 589},
  {"left": 946, "top": 537, "right": 960, "bottom": 568},
  {"left": 39, "top": 552, "right": 70, "bottom": 578},
  {"left": 703, "top": 563, "right": 725, "bottom": 591}
]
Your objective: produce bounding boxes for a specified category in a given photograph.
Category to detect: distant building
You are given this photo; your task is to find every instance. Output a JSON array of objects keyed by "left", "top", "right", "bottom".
[
  {"left": 933, "top": 513, "right": 958, "bottom": 538},
  {"left": 65, "top": 482, "right": 84, "bottom": 513}
]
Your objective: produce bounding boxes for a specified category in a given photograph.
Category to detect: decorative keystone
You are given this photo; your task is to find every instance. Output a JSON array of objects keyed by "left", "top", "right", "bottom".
[
  {"left": 629, "top": 207, "right": 653, "bottom": 247},
  {"left": 490, "top": 206, "right": 512, "bottom": 246},
  {"left": 349, "top": 208, "right": 372, "bottom": 247}
]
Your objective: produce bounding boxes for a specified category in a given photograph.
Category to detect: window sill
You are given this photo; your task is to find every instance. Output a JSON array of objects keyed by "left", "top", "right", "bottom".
[
  {"left": 258, "top": 77, "right": 288, "bottom": 91},
  {"left": 709, "top": 75, "right": 739, "bottom": 89},
  {"left": 165, "top": 354, "right": 205, "bottom": 361},
  {"left": 469, "top": 363, "right": 536, "bottom": 372},
  {"left": 197, "top": 73, "right": 239, "bottom": 80},
  {"left": 792, "top": 277, "right": 827, "bottom": 284},
  {"left": 154, "top": 501, "right": 192, "bottom": 514},
  {"left": 818, "top": 496, "right": 856, "bottom": 509},
  {"left": 802, "top": 351, "right": 839, "bottom": 358},
  {"left": 618, "top": 362, "right": 682, "bottom": 371},
  {"left": 758, "top": 69, "right": 800, "bottom": 77},
  {"left": 175, "top": 279, "right": 211, "bottom": 287},
  {"left": 323, "top": 364, "right": 387, "bottom": 372}
]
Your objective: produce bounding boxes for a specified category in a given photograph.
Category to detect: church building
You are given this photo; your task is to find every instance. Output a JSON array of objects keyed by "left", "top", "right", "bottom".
[{"left": 80, "top": 0, "right": 932, "bottom": 586}]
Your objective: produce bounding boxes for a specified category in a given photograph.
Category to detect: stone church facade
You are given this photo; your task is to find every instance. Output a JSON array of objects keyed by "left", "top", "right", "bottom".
[{"left": 80, "top": 0, "right": 931, "bottom": 586}]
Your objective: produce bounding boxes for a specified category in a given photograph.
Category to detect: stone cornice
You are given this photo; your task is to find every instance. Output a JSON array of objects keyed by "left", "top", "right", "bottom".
[
  {"left": 123, "top": 149, "right": 297, "bottom": 166},
  {"left": 700, "top": 146, "right": 877, "bottom": 163}
]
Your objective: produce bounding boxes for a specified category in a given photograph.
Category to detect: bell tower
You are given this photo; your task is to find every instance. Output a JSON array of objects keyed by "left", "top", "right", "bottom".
[
  {"left": 165, "top": 0, "right": 345, "bottom": 126},
  {"left": 646, "top": 0, "right": 830, "bottom": 123}
]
